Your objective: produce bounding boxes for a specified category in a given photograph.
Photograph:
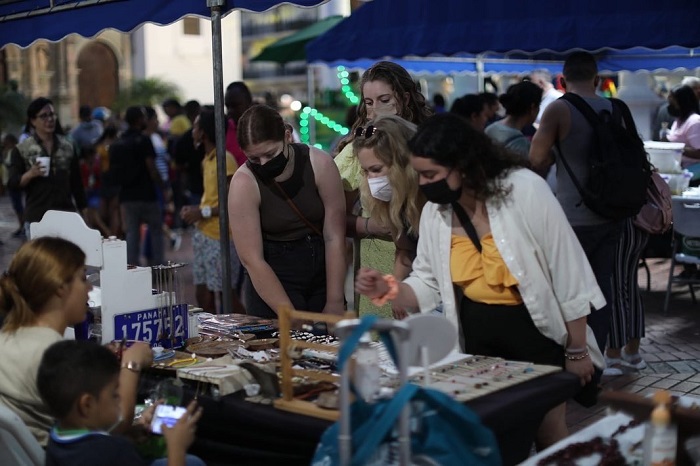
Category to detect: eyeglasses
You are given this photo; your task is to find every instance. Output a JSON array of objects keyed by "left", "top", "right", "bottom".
[
  {"left": 354, "top": 125, "right": 377, "bottom": 139},
  {"left": 36, "top": 112, "right": 56, "bottom": 121}
]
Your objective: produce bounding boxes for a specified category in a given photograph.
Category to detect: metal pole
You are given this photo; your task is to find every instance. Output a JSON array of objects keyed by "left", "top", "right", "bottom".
[
  {"left": 477, "top": 54, "right": 485, "bottom": 93},
  {"left": 208, "top": 0, "right": 233, "bottom": 314},
  {"left": 307, "top": 65, "right": 316, "bottom": 145}
]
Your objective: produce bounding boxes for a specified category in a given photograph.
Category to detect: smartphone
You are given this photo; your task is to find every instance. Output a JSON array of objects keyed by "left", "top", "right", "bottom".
[{"left": 150, "top": 404, "right": 187, "bottom": 434}]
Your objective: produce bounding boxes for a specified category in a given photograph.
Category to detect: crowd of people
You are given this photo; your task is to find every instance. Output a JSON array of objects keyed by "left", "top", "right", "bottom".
[{"left": 0, "top": 51, "right": 696, "bottom": 464}]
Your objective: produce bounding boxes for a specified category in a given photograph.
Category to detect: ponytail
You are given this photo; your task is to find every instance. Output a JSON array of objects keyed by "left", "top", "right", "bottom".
[
  {"left": 0, "top": 237, "right": 85, "bottom": 333},
  {"left": 0, "top": 274, "right": 36, "bottom": 332}
]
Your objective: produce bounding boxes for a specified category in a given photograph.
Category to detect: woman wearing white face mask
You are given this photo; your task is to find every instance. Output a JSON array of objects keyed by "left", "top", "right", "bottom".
[{"left": 354, "top": 115, "right": 425, "bottom": 319}]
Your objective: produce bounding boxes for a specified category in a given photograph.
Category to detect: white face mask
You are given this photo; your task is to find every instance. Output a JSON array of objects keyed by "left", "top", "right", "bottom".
[{"left": 368, "top": 176, "right": 392, "bottom": 202}]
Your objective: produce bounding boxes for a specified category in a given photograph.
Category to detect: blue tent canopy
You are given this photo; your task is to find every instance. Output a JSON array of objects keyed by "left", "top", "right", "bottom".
[
  {"left": 0, "top": 0, "right": 326, "bottom": 48},
  {"left": 306, "top": 0, "right": 700, "bottom": 70}
]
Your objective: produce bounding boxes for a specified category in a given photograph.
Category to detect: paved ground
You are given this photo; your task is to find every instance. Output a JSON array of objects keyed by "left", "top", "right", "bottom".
[
  {"left": 566, "top": 257, "right": 700, "bottom": 432},
  {"left": 0, "top": 196, "right": 697, "bottom": 436}
]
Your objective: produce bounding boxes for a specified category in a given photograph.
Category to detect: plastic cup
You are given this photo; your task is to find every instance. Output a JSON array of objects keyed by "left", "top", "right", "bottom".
[{"left": 36, "top": 156, "right": 50, "bottom": 177}]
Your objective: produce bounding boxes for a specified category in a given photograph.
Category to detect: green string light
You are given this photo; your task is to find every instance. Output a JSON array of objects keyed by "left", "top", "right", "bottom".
[
  {"left": 299, "top": 106, "right": 350, "bottom": 145},
  {"left": 337, "top": 66, "right": 359, "bottom": 105},
  {"left": 295, "top": 66, "right": 357, "bottom": 146}
]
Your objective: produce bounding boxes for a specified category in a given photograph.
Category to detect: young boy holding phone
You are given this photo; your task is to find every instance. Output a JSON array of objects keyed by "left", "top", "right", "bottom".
[{"left": 38, "top": 340, "right": 205, "bottom": 466}]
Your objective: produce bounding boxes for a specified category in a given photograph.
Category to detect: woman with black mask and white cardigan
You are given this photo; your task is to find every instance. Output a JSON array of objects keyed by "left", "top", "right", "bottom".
[{"left": 355, "top": 113, "right": 604, "bottom": 450}]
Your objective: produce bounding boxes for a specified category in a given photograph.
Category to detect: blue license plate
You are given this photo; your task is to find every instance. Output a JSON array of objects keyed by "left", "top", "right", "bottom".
[{"left": 114, "top": 304, "right": 188, "bottom": 349}]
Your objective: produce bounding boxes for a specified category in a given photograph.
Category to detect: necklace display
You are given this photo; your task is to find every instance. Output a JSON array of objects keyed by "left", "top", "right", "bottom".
[{"left": 536, "top": 419, "right": 643, "bottom": 466}]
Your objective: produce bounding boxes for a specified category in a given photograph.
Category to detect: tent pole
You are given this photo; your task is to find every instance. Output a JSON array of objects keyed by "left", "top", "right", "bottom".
[
  {"left": 307, "top": 65, "right": 316, "bottom": 144},
  {"left": 477, "top": 55, "right": 485, "bottom": 92},
  {"left": 208, "top": 0, "right": 233, "bottom": 314}
]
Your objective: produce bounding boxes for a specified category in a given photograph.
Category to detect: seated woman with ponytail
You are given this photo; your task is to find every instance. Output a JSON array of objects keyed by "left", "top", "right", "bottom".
[{"left": 0, "top": 237, "right": 152, "bottom": 445}]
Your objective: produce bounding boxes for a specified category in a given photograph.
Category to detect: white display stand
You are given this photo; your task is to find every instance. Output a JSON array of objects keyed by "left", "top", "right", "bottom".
[{"left": 30, "top": 211, "right": 187, "bottom": 346}]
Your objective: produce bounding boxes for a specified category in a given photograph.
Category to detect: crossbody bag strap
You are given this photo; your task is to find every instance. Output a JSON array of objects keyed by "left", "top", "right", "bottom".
[
  {"left": 272, "top": 181, "right": 323, "bottom": 237},
  {"left": 450, "top": 202, "right": 482, "bottom": 253}
]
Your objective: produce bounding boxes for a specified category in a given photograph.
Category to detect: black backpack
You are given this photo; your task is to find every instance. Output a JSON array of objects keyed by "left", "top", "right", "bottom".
[{"left": 556, "top": 93, "right": 651, "bottom": 220}]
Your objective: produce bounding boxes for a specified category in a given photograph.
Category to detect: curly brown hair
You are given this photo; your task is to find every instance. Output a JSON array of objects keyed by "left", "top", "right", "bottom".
[
  {"left": 336, "top": 61, "right": 433, "bottom": 155},
  {"left": 409, "top": 114, "right": 530, "bottom": 205}
]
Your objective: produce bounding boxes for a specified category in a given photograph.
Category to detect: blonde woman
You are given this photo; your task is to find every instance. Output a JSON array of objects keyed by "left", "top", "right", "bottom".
[
  {"left": 0, "top": 237, "right": 152, "bottom": 445},
  {"left": 354, "top": 115, "right": 425, "bottom": 318}
]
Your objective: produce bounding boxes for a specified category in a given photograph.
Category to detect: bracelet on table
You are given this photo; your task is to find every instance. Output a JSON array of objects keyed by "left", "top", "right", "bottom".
[
  {"left": 371, "top": 274, "right": 399, "bottom": 307},
  {"left": 565, "top": 346, "right": 587, "bottom": 354},
  {"left": 565, "top": 350, "right": 589, "bottom": 361}
]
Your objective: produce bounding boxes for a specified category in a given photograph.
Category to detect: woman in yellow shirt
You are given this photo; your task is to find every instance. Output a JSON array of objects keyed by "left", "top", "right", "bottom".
[{"left": 357, "top": 114, "right": 604, "bottom": 450}]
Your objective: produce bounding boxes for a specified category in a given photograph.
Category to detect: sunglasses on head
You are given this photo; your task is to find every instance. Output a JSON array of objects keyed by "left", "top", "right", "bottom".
[{"left": 354, "top": 125, "right": 377, "bottom": 139}]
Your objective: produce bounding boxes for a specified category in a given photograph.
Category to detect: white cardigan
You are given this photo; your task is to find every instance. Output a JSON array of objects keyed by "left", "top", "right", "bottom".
[{"left": 404, "top": 168, "right": 605, "bottom": 368}]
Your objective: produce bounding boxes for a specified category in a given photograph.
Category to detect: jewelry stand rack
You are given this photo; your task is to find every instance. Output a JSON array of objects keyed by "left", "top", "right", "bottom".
[{"left": 274, "top": 306, "right": 355, "bottom": 421}]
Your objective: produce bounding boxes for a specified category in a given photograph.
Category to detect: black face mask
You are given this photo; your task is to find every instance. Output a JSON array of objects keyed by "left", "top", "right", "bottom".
[
  {"left": 419, "top": 175, "right": 462, "bottom": 205},
  {"left": 667, "top": 104, "right": 681, "bottom": 118},
  {"left": 248, "top": 150, "right": 288, "bottom": 180}
]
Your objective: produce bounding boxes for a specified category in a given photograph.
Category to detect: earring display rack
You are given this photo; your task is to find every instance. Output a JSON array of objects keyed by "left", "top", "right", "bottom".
[{"left": 274, "top": 306, "right": 356, "bottom": 421}]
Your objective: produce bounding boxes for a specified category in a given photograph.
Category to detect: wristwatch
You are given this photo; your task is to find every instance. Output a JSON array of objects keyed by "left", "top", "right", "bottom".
[
  {"left": 121, "top": 361, "right": 142, "bottom": 373},
  {"left": 200, "top": 206, "right": 212, "bottom": 218}
]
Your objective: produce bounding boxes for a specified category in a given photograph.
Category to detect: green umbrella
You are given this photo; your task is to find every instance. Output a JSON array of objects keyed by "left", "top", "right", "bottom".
[{"left": 251, "top": 15, "right": 344, "bottom": 64}]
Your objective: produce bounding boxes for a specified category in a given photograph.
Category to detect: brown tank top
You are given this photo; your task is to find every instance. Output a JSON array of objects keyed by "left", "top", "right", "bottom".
[{"left": 253, "top": 143, "right": 325, "bottom": 241}]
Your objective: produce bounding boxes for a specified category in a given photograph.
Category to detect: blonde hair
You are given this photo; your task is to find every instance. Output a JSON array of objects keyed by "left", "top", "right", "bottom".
[
  {"left": 354, "top": 115, "right": 424, "bottom": 238},
  {"left": 0, "top": 237, "right": 86, "bottom": 332}
]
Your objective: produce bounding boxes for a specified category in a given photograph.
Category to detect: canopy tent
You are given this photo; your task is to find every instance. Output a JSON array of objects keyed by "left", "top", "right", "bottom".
[
  {"left": 0, "top": 0, "right": 329, "bottom": 314},
  {"left": 306, "top": 0, "right": 700, "bottom": 64},
  {"left": 251, "top": 14, "right": 342, "bottom": 63},
  {"left": 305, "top": 0, "right": 700, "bottom": 82},
  {"left": 0, "top": 0, "right": 325, "bottom": 47}
]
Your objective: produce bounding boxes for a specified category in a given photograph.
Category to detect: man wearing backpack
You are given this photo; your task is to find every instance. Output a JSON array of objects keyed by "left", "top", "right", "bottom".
[{"left": 529, "top": 52, "right": 631, "bottom": 357}]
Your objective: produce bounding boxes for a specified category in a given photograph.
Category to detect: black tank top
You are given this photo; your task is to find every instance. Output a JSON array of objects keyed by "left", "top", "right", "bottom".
[{"left": 252, "top": 143, "right": 325, "bottom": 241}]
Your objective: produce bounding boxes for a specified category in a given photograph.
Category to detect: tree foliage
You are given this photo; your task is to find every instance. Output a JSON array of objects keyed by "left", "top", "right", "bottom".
[
  {"left": 0, "top": 83, "right": 29, "bottom": 135},
  {"left": 112, "top": 77, "right": 181, "bottom": 113}
]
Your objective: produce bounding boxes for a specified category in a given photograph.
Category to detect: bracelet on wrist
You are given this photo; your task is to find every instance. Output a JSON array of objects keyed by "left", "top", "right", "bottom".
[
  {"left": 363, "top": 217, "right": 371, "bottom": 239},
  {"left": 371, "top": 274, "right": 399, "bottom": 307},
  {"left": 565, "top": 351, "right": 589, "bottom": 361},
  {"left": 565, "top": 346, "right": 586, "bottom": 354}
]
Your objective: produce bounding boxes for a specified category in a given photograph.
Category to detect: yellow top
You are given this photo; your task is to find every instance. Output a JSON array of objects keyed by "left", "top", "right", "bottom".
[
  {"left": 169, "top": 114, "right": 192, "bottom": 137},
  {"left": 450, "top": 234, "right": 522, "bottom": 305},
  {"left": 334, "top": 143, "right": 361, "bottom": 192},
  {"left": 199, "top": 148, "right": 237, "bottom": 240}
]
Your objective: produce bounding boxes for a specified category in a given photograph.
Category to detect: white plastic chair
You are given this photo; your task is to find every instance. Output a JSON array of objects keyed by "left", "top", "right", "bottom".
[
  {"left": 0, "top": 404, "right": 45, "bottom": 466},
  {"left": 663, "top": 197, "right": 700, "bottom": 314}
]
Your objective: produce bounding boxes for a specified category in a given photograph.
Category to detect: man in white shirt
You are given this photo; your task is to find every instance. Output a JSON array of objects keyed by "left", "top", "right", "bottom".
[{"left": 531, "top": 69, "right": 564, "bottom": 126}]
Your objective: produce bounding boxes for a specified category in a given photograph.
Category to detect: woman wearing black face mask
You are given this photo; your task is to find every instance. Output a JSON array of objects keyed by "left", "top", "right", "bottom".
[
  {"left": 666, "top": 84, "right": 700, "bottom": 172},
  {"left": 356, "top": 113, "right": 607, "bottom": 450},
  {"left": 228, "top": 105, "right": 346, "bottom": 318}
]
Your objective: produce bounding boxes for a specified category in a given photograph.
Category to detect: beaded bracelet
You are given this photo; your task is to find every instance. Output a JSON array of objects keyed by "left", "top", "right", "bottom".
[
  {"left": 565, "top": 350, "right": 589, "bottom": 361},
  {"left": 371, "top": 274, "right": 399, "bottom": 306}
]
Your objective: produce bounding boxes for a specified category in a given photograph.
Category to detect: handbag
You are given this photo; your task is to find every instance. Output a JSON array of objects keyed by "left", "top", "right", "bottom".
[
  {"left": 311, "top": 316, "right": 502, "bottom": 466},
  {"left": 632, "top": 171, "right": 673, "bottom": 235}
]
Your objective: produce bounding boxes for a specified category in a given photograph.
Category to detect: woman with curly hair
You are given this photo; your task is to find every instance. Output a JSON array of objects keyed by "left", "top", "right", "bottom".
[
  {"left": 337, "top": 61, "right": 433, "bottom": 237},
  {"left": 335, "top": 61, "right": 432, "bottom": 315},
  {"left": 354, "top": 114, "right": 424, "bottom": 318},
  {"left": 356, "top": 113, "right": 605, "bottom": 449}
]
